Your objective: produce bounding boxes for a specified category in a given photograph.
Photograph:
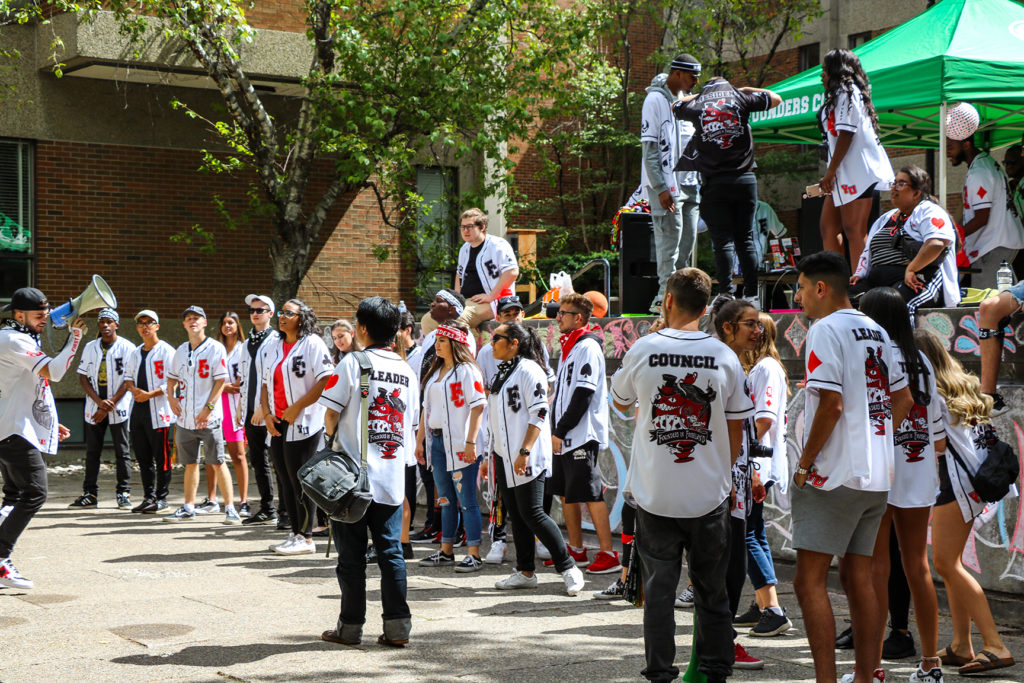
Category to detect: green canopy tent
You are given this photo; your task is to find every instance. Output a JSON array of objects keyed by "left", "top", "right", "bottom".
[{"left": 749, "top": 0, "right": 1024, "bottom": 204}]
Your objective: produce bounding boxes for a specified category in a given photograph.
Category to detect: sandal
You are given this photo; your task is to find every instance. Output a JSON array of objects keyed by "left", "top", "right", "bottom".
[
  {"left": 377, "top": 634, "right": 408, "bottom": 648},
  {"left": 938, "top": 643, "right": 971, "bottom": 666},
  {"left": 958, "top": 650, "right": 1016, "bottom": 675}
]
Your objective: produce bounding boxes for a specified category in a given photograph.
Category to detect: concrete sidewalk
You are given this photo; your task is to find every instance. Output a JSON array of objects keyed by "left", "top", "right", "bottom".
[{"left": 1, "top": 468, "right": 1021, "bottom": 682}]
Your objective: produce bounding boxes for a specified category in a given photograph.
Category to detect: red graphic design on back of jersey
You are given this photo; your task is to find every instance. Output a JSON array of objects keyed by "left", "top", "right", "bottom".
[
  {"left": 700, "top": 99, "right": 743, "bottom": 149},
  {"left": 895, "top": 402, "right": 929, "bottom": 462},
  {"left": 865, "top": 346, "right": 892, "bottom": 435},
  {"left": 368, "top": 388, "right": 406, "bottom": 459},
  {"left": 649, "top": 372, "right": 716, "bottom": 463}
]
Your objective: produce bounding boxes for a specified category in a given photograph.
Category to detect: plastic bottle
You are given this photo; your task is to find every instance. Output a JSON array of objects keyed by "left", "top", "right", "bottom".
[
  {"left": 996, "top": 261, "right": 1013, "bottom": 293},
  {"left": 398, "top": 300, "right": 407, "bottom": 314}
]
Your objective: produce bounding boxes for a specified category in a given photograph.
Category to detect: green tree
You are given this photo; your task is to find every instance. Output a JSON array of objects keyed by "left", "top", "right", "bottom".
[{"left": 2, "top": 0, "right": 607, "bottom": 303}]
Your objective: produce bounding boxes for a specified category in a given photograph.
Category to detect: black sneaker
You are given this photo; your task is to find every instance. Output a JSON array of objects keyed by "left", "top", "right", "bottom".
[
  {"left": 733, "top": 600, "right": 762, "bottom": 627},
  {"left": 593, "top": 578, "right": 625, "bottom": 600},
  {"left": 68, "top": 494, "right": 98, "bottom": 509},
  {"left": 131, "top": 498, "right": 156, "bottom": 513},
  {"left": 749, "top": 608, "right": 793, "bottom": 637},
  {"left": 402, "top": 542, "right": 414, "bottom": 560},
  {"left": 881, "top": 628, "right": 915, "bottom": 660},
  {"left": 116, "top": 492, "right": 132, "bottom": 509},
  {"left": 242, "top": 508, "right": 279, "bottom": 526},
  {"left": 835, "top": 625, "right": 854, "bottom": 649},
  {"left": 418, "top": 550, "right": 454, "bottom": 566},
  {"left": 988, "top": 392, "right": 1008, "bottom": 416},
  {"left": 276, "top": 512, "right": 290, "bottom": 530},
  {"left": 238, "top": 502, "right": 252, "bottom": 518},
  {"left": 365, "top": 545, "right": 378, "bottom": 564},
  {"left": 150, "top": 500, "right": 168, "bottom": 513},
  {"left": 454, "top": 555, "right": 483, "bottom": 573},
  {"left": 410, "top": 528, "right": 437, "bottom": 543}
]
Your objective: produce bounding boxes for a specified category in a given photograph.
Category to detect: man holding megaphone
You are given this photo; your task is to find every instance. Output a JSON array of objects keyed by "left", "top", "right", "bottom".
[{"left": 0, "top": 287, "right": 87, "bottom": 590}]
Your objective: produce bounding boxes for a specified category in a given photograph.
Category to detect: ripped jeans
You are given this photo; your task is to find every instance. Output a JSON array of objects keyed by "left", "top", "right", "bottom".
[{"left": 430, "top": 435, "right": 482, "bottom": 546}]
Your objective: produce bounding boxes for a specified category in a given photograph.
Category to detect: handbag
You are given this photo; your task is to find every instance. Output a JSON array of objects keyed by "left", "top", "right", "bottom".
[
  {"left": 947, "top": 429, "right": 1020, "bottom": 504},
  {"left": 298, "top": 351, "right": 375, "bottom": 524}
]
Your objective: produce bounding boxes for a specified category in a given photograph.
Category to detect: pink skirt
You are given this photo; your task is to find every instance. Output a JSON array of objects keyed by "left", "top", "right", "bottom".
[{"left": 221, "top": 393, "right": 245, "bottom": 443}]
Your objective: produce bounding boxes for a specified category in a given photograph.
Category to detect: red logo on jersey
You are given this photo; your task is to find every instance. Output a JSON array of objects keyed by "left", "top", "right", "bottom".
[
  {"left": 154, "top": 360, "right": 164, "bottom": 378},
  {"left": 450, "top": 382, "right": 465, "bottom": 407},
  {"left": 931, "top": 217, "right": 944, "bottom": 228},
  {"left": 865, "top": 346, "right": 892, "bottom": 436},
  {"left": 198, "top": 359, "right": 210, "bottom": 378},
  {"left": 368, "top": 388, "right": 406, "bottom": 459},
  {"left": 700, "top": 99, "right": 743, "bottom": 149},
  {"left": 26, "top": 350, "right": 44, "bottom": 357},
  {"left": 807, "top": 351, "right": 823, "bottom": 374},
  {"left": 473, "top": 380, "right": 483, "bottom": 394},
  {"left": 650, "top": 372, "right": 716, "bottom": 463},
  {"left": 895, "top": 402, "right": 929, "bottom": 462},
  {"left": 977, "top": 185, "right": 987, "bottom": 199},
  {"left": 826, "top": 111, "right": 837, "bottom": 137},
  {"left": 325, "top": 374, "right": 340, "bottom": 390}
]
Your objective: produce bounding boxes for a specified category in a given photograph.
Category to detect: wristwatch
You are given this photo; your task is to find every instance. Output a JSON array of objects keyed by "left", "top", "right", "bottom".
[
  {"left": 519, "top": 448, "right": 531, "bottom": 457},
  {"left": 205, "top": 402, "right": 215, "bottom": 411},
  {"left": 795, "top": 466, "right": 809, "bottom": 476}
]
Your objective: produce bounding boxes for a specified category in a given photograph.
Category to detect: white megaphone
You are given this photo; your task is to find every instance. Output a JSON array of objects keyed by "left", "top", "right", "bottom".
[{"left": 50, "top": 275, "right": 118, "bottom": 328}]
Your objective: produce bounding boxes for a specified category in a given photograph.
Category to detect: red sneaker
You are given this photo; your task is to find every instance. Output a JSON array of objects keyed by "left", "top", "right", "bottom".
[
  {"left": 733, "top": 643, "right": 764, "bottom": 670},
  {"left": 543, "top": 544, "right": 590, "bottom": 567},
  {"left": 586, "top": 550, "right": 622, "bottom": 574}
]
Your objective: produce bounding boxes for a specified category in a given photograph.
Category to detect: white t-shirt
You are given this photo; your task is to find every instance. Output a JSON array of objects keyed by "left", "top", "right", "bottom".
[
  {"left": 889, "top": 349, "right": 943, "bottom": 508},
  {"left": 318, "top": 349, "right": 419, "bottom": 506},
  {"left": 552, "top": 335, "right": 608, "bottom": 449},
  {"left": 941, "top": 403, "right": 1018, "bottom": 522},
  {"left": 820, "top": 84, "right": 894, "bottom": 206},
  {"left": 124, "top": 340, "right": 176, "bottom": 430},
  {"left": 749, "top": 355, "right": 788, "bottom": 492},
  {"left": 855, "top": 201, "right": 961, "bottom": 308},
  {"left": 487, "top": 358, "right": 553, "bottom": 487},
  {"left": 423, "top": 363, "right": 486, "bottom": 471},
  {"left": 610, "top": 329, "right": 754, "bottom": 519},
  {"left": 962, "top": 152, "right": 1024, "bottom": 261},
  {"left": 802, "top": 309, "right": 907, "bottom": 492},
  {"left": 455, "top": 235, "right": 518, "bottom": 316},
  {"left": 262, "top": 334, "right": 334, "bottom": 442},
  {"left": 168, "top": 337, "right": 229, "bottom": 431},
  {"left": 0, "top": 327, "right": 60, "bottom": 454},
  {"left": 77, "top": 336, "right": 136, "bottom": 425}
]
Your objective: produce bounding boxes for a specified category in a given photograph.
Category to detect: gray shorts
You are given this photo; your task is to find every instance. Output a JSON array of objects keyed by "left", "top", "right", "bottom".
[
  {"left": 791, "top": 485, "right": 887, "bottom": 558},
  {"left": 174, "top": 425, "right": 226, "bottom": 466}
]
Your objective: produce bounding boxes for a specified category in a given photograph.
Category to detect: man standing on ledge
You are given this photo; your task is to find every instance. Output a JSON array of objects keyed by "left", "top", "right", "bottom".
[
  {"left": 0, "top": 288, "right": 85, "bottom": 589},
  {"left": 791, "top": 251, "right": 912, "bottom": 683}
]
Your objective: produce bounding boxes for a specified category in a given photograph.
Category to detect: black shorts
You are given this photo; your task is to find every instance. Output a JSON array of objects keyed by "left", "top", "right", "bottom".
[
  {"left": 549, "top": 440, "right": 603, "bottom": 503},
  {"left": 936, "top": 455, "right": 957, "bottom": 507}
]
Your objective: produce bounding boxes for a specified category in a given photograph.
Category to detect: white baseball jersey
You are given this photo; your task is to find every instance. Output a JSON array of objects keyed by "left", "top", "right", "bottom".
[
  {"left": 856, "top": 201, "right": 961, "bottom": 307},
  {"left": 455, "top": 235, "right": 517, "bottom": 315},
  {"left": 941, "top": 403, "right": 1019, "bottom": 522},
  {"left": 124, "top": 340, "right": 176, "bottom": 430},
  {"left": 802, "top": 309, "right": 907, "bottom": 492},
  {"left": 748, "top": 355, "right": 788, "bottom": 492},
  {"left": 962, "top": 152, "right": 1024, "bottom": 261},
  {"left": 423, "top": 362, "right": 486, "bottom": 471},
  {"left": 0, "top": 327, "right": 60, "bottom": 454},
  {"left": 417, "top": 329, "right": 477, "bottom": 381},
  {"left": 262, "top": 334, "right": 334, "bottom": 442},
  {"left": 611, "top": 329, "right": 753, "bottom": 519},
  {"left": 168, "top": 337, "right": 229, "bottom": 430},
  {"left": 238, "top": 329, "right": 276, "bottom": 422},
  {"left": 223, "top": 342, "right": 246, "bottom": 431},
  {"left": 820, "top": 84, "right": 894, "bottom": 206},
  {"left": 319, "top": 349, "right": 419, "bottom": 506},
  {"left": 78, "top": 336, "right": 135, "bottom": 425},
  {"left": 552, "top": 335, "right": 608, "bottom": 449},
  {"left": 889, "top": 348, "right": 944, "bottom": 509},
  {"left": 487, "top": 358, "right": 553, "bottom": 487}
]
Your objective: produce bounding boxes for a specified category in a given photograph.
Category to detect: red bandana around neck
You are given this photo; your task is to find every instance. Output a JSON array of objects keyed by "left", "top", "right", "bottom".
[{"left": 559, "top": 323, "right": 601, "bottom": 359}]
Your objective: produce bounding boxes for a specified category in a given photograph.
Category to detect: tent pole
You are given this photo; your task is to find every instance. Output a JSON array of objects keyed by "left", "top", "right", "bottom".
[{"left": 938, "top": 101, "right": 948, "bottom": 209}]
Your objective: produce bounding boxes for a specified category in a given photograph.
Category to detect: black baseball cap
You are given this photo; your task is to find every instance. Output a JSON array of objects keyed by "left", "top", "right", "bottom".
[
  {"left": 496, "top": 295, "right": 524, "bottom": 313},
  {"left": 2, "top": 287, "right": 49, "bottom": 312},
  {"left": 182, "top": 305, "right": 207, "bottom": 319}
]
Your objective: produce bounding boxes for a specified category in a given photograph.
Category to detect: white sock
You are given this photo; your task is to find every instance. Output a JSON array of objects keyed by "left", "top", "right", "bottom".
[
  {"left": 183, "top": 503, "right": 194, "bottom": 512},
  {"left": 225, "top": 504, "right": 236, "bottom": 513},
  {"left": 571, "top": 545, "right": 585, "bottom": 553},
  {"left": 766, "top": 605, "right": 784, "bottom": 616}
]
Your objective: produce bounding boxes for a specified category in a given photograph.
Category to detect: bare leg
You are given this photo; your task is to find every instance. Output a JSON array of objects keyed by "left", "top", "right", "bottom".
[
  {"left": 837, "top": 196, "right": 875, "bottom": 271},
  {"left": 869, "top": 509, "right": 894, "bottom": 672},
  {"left": 184, "top": 464, "right": 199, "bottom": 505},
  {"left": 204, "top": 464, "right": 217, "bottom": 502},
  {"left": 978, "top": 293, "right": 1019, "bottom": 394},
  {"left": 562, "top": 499, "right": 583, "bottom": 548},
  {"left": 586, "top": 500, "right": 615, "bottom": 553},
  {"left": 820, "top": 195, "right": 844, "bottom": 256},
  {"left": 228, "top": 441, "right": 248, "bottom": 503},
  {"left": 754, "top": 585, "right": 780, "bottom": 609},
  {"left": 794, "top": 549, "right": 837, "bottom": 682},
  {"left": 892, "top": 506, "right": 940, "bottom": 670},
  {"left": 401, "top": 499, "right": 411, "bottom": 544},
  {"left": 840, "top": 552, "right": 883, "bottom": 682},
  {"left": 215, "top": 462, "right": 234, "bottom": 507}
]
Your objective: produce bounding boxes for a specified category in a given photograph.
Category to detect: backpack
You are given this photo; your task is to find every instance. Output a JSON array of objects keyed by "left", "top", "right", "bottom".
[{"left": 948, "top": 429, "right": 1020, "bottom": 503}]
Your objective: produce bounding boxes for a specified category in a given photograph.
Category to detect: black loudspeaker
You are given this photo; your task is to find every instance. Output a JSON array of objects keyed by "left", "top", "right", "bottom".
[
  {"left": 618, "top": 212, "right": 660, "bottom": 314},
  {"left": 799, "top": 192, "right": 883, "bottom": 259}
]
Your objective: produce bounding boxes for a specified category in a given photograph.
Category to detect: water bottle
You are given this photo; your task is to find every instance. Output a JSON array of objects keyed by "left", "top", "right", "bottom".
[
  {"left": 996, "top": 261, "right": 1013, "bottom": 293},
  {"left": 398, "top": 300, "right": 407, "bottom": 314}
]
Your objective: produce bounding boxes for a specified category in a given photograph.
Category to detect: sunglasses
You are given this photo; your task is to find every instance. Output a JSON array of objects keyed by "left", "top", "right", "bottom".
[
  {"left": 277, "top": 310, "right": 298, "bottom": 319},
  {"left": 491, "top": 333, "right": 512, "bottom": 344},
  {"left": 249, "top": 307, "right": 269, "bottom": 314}
]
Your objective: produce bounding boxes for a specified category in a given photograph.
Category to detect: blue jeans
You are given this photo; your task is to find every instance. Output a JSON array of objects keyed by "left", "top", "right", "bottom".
[
  {"left": 332, "top": 501, "right": 410, "bottom": 635},
  {"left": 745, "top": 492, "right": 778, "bottom": 590},
  {"left": 431, "top": 436, "right": 482, "bottom": 546}
]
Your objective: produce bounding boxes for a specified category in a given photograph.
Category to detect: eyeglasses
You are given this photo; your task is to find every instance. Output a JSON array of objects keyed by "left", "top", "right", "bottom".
[
  {"left": 491, "top": 333, "right": 511, "bottom": 344},
  {"left": 249, "top": 307, "right": 269, "bottom": 315},
  {"left": 738, "top": 320, "right": 765, "bottom": 331},
  {"left": 136, "top": 321, "right": 157, "bottom": 328},
  {"left": 277, "top": 310, "right": 298, "bottom": 319},
  {"left": 556, "top": 310, "right": 581, "bottom": 318},
  {"left": 460, "top": 223, "right": 479, "bottom": 231},
  {"left": 892, "top": 180, "right": 914, "bottom": 189}
]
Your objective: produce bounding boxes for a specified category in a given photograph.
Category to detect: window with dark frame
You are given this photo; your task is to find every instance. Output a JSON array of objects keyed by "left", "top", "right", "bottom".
[
  {"left": 0, "top": 139, "right": 33, "bottom": 302},
  {"left": 798, "top": 43, "right": 820, "bottom": 72},
  {"left": 415, "top": 166, "right": 458, "bottom": 311},
  {"left": 848, "top": 31, "right": 873, "bottom": 49}
]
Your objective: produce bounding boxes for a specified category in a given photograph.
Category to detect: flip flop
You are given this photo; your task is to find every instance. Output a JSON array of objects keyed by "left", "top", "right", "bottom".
[
  {"left": 938, "top": 643, "right": 971, "bottom": 666},
  {"left": 958, "top": 649, "right": 1016, "bottom": 675}
]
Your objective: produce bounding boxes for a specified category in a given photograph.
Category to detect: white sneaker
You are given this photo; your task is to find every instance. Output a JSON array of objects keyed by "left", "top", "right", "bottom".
[
  {"left": 195, "top": 498, "right": 220, "bottom": 515},
  {"left": 223, "top": 507, "right": 241, "bottom": 525},
  {"left": 275, "top": 536, "right": 315, "bottom": 555},
  {"left": 484, "top": 540, "right": 507, "bottom": 565},
  {"left": 841, "top": 668, "right": 885, "bottom": 683},
  {"left": 535, "top": 538, "right": 551, "bottom": 560},
  {"left": 562, "top": 566, "right": 585, "bottom": 596},
  {"left": 270, "top": 533, "right": 295, "bottom": 552},
  {"left": 675, "top": 585, "right": 695, "bottom": 608},
  {"left": 0, "top": 558, "right": 33, "bottom": 590},
  {"left": 495, "top": 570, "right": 538, "bottom": 590},
  {"left": 910, "top": 668, "right": 943, "bottom": 683}
]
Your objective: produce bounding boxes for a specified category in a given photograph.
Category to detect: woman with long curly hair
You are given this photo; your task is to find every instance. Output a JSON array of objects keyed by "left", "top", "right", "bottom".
[{"left": 818, "top": 48, "right": 894, "bottom": 270}]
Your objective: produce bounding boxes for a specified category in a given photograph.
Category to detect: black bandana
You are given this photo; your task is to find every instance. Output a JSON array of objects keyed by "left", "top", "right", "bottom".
[
  {"left": 490, "top": 356, "right": 521, "bottom": 395},
  {"left": 247, "top": 327, "right": 272, "bottom": 356},
  {"left": 1, "top": 317, "right": 39, "bottom": 342}
]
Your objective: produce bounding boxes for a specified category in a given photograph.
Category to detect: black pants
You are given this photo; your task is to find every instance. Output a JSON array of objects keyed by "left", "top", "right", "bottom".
[
  {"left": 636, "top": 500, "right": 733, "bottom": 682},
  {"left": 726, "top": 515, "right": 747, "bottom": 617},
  {"left": 83, "top": 418, "right": 131, "bottom": 495},
  {"left": 621, "top": 502, "right": 636, "bottom": 560},
  {"left": 701, "top": 172, "right": 759, "bottom": 297},
  {"left": 244, "top": 423, "right": 276, "bottom": 513},
  {"left": 268, "top": 426, "right": 321, "bottom": 536},
  {"left": 496, "top": 464, "right": 572, "bottom": 573},
  {"left": 416, "top": 460, "right": 436, "bottom": 530},
  {"left": 130, "top": 410, "right": 172, "bottom": 502},
  {"left": 888, "top": 521, "right": 911, "bottom": 631},
  {"left": 0, "top": 436, "right": 48, "bottom": 559}
]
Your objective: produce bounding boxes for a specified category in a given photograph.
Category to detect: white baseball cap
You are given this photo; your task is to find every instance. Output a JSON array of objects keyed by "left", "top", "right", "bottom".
[
  {"left": 245, "top": 294, "right": 276, "bottom": 314},
  {"left": 946, "top": 102, "right": 980, "bottom": 141},
  {"left": 134, "top": 310, "right": 159, "bottom": 324}
]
